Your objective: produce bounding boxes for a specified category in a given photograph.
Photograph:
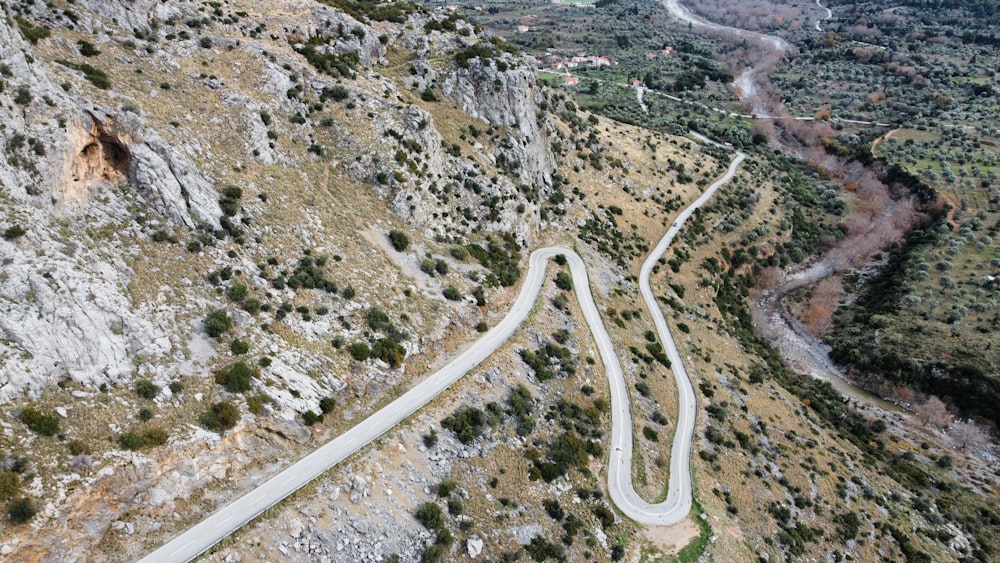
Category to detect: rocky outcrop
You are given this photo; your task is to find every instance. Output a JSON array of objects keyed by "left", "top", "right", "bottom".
[
  {"left": 72, "top": 0, "right": 165, "bottom": 33},
  {"left": 0, "top": 11, "right": 222, "bottom": 400},
  {"left": 441, "top": 56, "right": 555, "bottom": 188},
  {"left": 284, "top": 6, "right": 387, "bottom": 68},
  {"left": 58, "top": 110, "right": 222, "bottom": 228}
]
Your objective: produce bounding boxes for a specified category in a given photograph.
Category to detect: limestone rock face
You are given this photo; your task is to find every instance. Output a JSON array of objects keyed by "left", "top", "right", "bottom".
[
  {"left": 283, "top": 5, "right": 387, "bottom": 68},
  {"left": 441, "top": 57, "right": 555, "bottom": 188},
  {"left": 72, "top": 0, "right": 164, "bottom": 33},
  {"left": 0, "top": 12, "right": 219, "bottom": 399}
]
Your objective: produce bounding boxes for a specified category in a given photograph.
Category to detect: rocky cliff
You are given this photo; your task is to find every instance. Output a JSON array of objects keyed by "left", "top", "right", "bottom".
[{"left": 0, "top": 7, "right": 223, "bottom": 400}]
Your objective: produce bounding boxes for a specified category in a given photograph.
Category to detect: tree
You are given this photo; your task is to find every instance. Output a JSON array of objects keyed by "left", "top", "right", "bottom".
[
  {"left": 388, "top": 230, "right": 409, "bottom": 251},
  {"left": 914, "top": 396, "right": 951, "bottom": 428},
  {"left": 204, "top": 309, "right": 232, "bottom": 338},
  {"left": 8, "top": 497, "right": 36, "bottom": 524},
  {"left": 949, "top": 420, "right": 989, "bottom": 451}
]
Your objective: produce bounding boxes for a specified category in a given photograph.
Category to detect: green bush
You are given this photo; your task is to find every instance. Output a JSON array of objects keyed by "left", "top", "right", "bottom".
[
  {"left": 423, "top": 429, "right": 438, "bottom": 448},
  {"left": 0, "top": 472, "right": 20, "bottom": 500},
  {"left": 144, "top": 427, "right": 168, "bottom": 446},
  {"left": 3, "top": 225, "right": 26, "bottom": 240},
  {"left": 441, "top": 406, "right": 487, "bottom": 444},
  {"left": 371, "top": 338, "right": 407, "bottom": 369},
  {"left": 554, "top": 271, "right": 573, "bottom": 291},
  {"left": 227, "top": 282, "right": 248, "bottom": 302},
  {"left": 247, "top": 394, "right": 271, "bottom": 415},
  {"left": 303, "top": 410, "right": 322, "bottom": 426},
  {"left": 78, "top": 40, "right": 100, "bottom": 57},
  {"left": 442, "top": 286, "right": 461, "bottom": 301},
  {"left": 138, "top": 407, "right": 153, "bottom": 422},
  {"left": 543, "top": 498, "right": 565, "bottom": 521},
  {"left": 225, "top": 361, "right": 253, "bottom": 393},
  {"left": 66, "top": 440, "right": 90, "bottom": 457},
  {"left": 348, "top": 342, "right": 371, "bottom": 361},
  {"left": 119, "top": 432, "right": 145, "bottom": 451},
  {"left": 388, "top": 230, "right": 409, "bottom": 251},
  {"left": 415, "top": 502, "right": 444, "bottom": 530},
  {"left": 21, "top": 407, "right": 59, "bottom": 436},
  {"left": 15, "top": 16, "right": 50, "bottom": 45},
  {"left": 7, "top": 497, "right": 36, "bottom": 524},
  {"left": 54, "top": 60, "right": 110, "bottom": 89},
  {"left": 643, "top": 426, "right": 659, "bottom": 442},
  {"left": 230, "top": 339, "right": 249, "bottom": 355},
  {"left": 204, "top": 309, "right": 232, "bottom": 338},
  {"left": 437, "top": 479, "right": 456, "bottom": 498},
  {"left": 201, "top": 401, "right": 239, "bottom": 431},
  {"left": 319, "top": 397, "right": 336, "bottom": 414},
  {"left": 136, "top": 379, "right": 159, "bottom": 400}
]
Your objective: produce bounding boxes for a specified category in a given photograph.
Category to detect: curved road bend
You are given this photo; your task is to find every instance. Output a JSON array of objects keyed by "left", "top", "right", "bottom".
[{"left": 140, "top": 146, "right": 746, "bottom": 563}]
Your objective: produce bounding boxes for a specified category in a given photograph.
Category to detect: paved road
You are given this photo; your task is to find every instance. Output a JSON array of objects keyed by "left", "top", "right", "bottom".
[{"left": 140, "top": 144, "right": 745, "bottom": 563}]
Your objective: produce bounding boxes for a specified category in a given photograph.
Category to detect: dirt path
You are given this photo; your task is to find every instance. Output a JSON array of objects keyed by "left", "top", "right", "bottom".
[{"left": 870, "top": 127, "right": 899, "bottom": 156}]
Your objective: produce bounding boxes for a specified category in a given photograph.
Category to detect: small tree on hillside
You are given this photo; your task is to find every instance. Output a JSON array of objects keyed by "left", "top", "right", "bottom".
[
  {"left": 914, "top": 396, "right": 951, "bottom": 428},
  {"left": 388, "top": 230, "right": 409, "bottom": 251}
]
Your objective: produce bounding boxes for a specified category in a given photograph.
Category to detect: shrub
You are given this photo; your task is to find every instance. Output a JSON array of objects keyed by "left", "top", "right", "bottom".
[
  {"left": 21, "top": 407, "right": 59, "bottom": 436},
  {"left": 201, "top": 401, "right": 239, "bottom": 431},
  {"left": 415, "top": 502, "right": 444, "bottom": 530},
  {"left": 388, "top": 230, "right": 409, "bottom": 251},
  {"left": 78, "top": 40, "right": 100, "bottom": 57},
  {"left": 442, "top": 406, "right": 487, "bottom": 444},
  {"left": 225, "top": 361, "right": 253, "bottom": 393},
  {"left": 423, "top": 429, "right": 438, "bottom": 448},
  {"left": 15, "top": 16, "right": 50, "bottom": 45},
  {"left": 303, "top": 410, "right": 321, "bottom": 426},
  {"left": 68, "top": 440, "right": 92, "bottom": 456},
  {"left": 319, "top": 397, "right": 336, "bottom": 414},
  {"left": 247, "top": 394, "right": 271, "bottom": 415},
  {"left": 204, "top": 309, "right": 232, "bottom": 337},
  {"left": 54, "top": 60, "right": 110, "bottom": 89},
  {"left": 554, "top": 271, "right": 573, "bottom": 291},
  {"left": 230, "top": 339, "right": 249, "bottom": 355},
  {"left": 3, "top": 225, "right": 26, "bottom": 240},
  {"left": 442, "top": 286, "right": 461, "bottom": 301},
  {"left": 643, "top": 426, "right": 659, "bottom": 442},
  {"left": 144, "top": 427, "right": 168, "bottom": 446},
  {"left": 0, "top": 472, "right": 20, "bottom": 500},
  {"left": 8, "top": 497, "right": 36, "bottom": 524},
  {"left": 168, "top": 381, "right": 184, "bottom": 394},
  {"left": 227, "top": 282, "right": 248, "bottom": 302},
  {"left": 348, "top": 342, "right": 371, "bottom": 361},
  {"left": 138, "top": 407, "right": 153, "bottom": 422},
  {"left": 543, "top": 498, "right": 565, "bottom": 521},
  {"left": 136, "top": 379, "right": 159, "bottom": 400},
  {"left": 119, "top": 432, "right": 145, "bottom": 451},
  {"left": 437, "top": 479, "right": 456, "bottom": 498}
]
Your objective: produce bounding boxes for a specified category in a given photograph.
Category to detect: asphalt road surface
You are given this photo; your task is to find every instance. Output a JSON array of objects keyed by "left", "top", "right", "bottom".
[{"left": 140, "top": 145, "right": 745, "bottom": 563}]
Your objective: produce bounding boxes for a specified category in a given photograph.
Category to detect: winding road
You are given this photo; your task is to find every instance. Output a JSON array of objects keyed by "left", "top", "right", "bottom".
[{"left": 140, "top": 144, "right": 745, "bottom": 562}]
